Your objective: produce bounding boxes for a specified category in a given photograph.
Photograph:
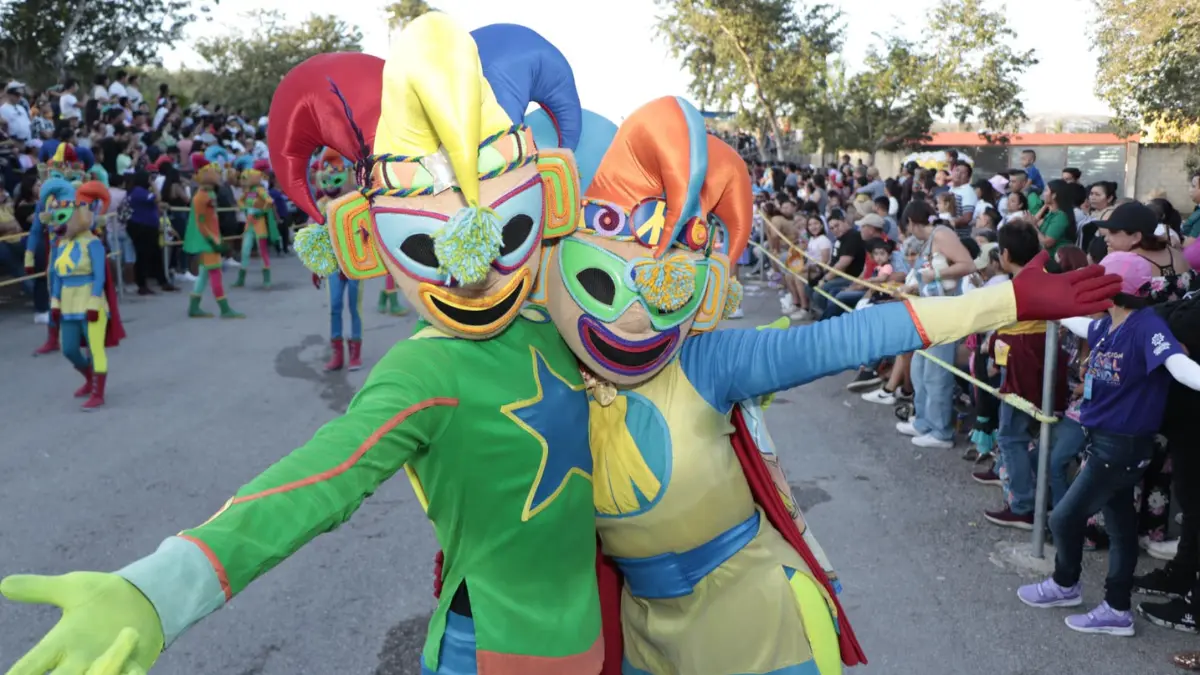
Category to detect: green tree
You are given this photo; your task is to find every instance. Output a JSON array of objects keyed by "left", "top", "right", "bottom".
[
  {"left": 1093, "top": 0, "right": 1200, "bottom": 139},
  {"left": 0, "top": 0, "right": 212, "bottom": 88},
  {"left": 834, "top": 35, "right": 945, "bottom": 161},
  {"left": 189, "top": 10, "right": 363, "bottom": 116},
  {"left": 926, "top": 0, "right": 1039, "bottom": 142},
  {"left": 384, "top": 0, "right": 435, "bottom": 31},
  {"left": 655, "top": 0, "right": 843, "bottom": 161}
]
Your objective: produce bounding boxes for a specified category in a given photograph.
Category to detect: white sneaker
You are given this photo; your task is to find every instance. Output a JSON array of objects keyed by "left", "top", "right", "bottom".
[
  {"left": 1147, "top": 539, "right": 1178, "bottom": 561},
  {"left": 862, "top": 388, "right": 896, "bottom": 405},
  {"left": 727, "top": 307, "right": 744, "bottom": 319},
  {"left": 912, "top": 434, "right": 954, "bottom": 449},
  {"left": 789, "top": 309, "right": 811, "bottom": 321},
  {"left": 896, "top": 420, "right": 919, "bottom": 436},
  {"left": 224, "top": 258, "right": 242, "bottom": 270},
  {"left": 780, "top": 297, "right": 795, "bottom": 314},
  {"left": 33, "top": 312, "right": 50, "bottom": 325},
  {"left": 180, "top": 271, "right": 198, "bottom": 282}
]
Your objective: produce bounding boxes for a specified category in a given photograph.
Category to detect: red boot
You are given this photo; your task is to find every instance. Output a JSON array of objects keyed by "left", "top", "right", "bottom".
[
  {"left": 324, "top": 338, "right": 345, "bottom": 371},
  {"left": 73, "top": 367, "right": 93, "bottom": 398},
  {"left": 33, "top": 325, "right": 60, "bottom": 356},
  {"left": 81, "top": 373, "right": 106, "bottom": 410},
  {"left": 347, "top": 339, "right": 363, "bottom": 371}
]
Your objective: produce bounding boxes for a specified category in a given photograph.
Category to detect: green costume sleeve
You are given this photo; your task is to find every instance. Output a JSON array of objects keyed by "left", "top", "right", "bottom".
[{"left": 116, "top": 343, "right": 457, "bottom": 646}]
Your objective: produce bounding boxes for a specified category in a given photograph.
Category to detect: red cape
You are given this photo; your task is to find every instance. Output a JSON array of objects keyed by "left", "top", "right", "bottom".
[
  {"left": 102, "top": 257, "right": 126, "bottom": 347},
  {"left": 433, "top": 406, "right": 866, "bottom": 672}
]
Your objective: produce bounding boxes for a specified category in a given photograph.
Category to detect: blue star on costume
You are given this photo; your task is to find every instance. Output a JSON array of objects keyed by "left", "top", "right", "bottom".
[{"left": 501, "top": 346, "right": 592, "bottom": 521}]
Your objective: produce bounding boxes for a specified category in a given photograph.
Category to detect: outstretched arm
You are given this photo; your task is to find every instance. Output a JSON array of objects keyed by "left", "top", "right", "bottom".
[
  {"left": 115, "top": 348, "right": 457, "bottom": 646},
  {"left": 682, "top": 255, "right": 1121, "bottom": 412}
]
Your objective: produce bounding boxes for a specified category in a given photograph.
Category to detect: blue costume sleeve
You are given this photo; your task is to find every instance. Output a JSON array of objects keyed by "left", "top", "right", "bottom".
[
  {"left": 680, "top": 301, "right": 925, "bottom": 413},
  {"left": 88, "top": 239, "right": 107, "bottom": 298}
]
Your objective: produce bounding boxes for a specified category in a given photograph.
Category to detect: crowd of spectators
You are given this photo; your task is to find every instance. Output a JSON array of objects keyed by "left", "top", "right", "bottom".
[
  {"left": 1, "top": 74, "right": 295, "bottom": 317},
  {"left": 748, "top": 152, "right": 1200, "bottom": 651}
]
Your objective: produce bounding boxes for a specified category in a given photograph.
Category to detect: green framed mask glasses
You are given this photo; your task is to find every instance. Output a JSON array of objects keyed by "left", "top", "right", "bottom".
[{"left": 558, "top": 236, "right": 711, "bottom": 332}]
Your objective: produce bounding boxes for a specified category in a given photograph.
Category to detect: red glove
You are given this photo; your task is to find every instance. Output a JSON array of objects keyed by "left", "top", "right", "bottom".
[
  {"left": 86, "top": 309, "right": 100, "bottom": 323},
  {"left": 1011, "top": 250, "right": 1122, "bottom": 321},
  {"left": 50, "top": 309, "right": 61, "bottom": 325},
  {"left": 432, "top": 550, "right": 444, "bottom": 599},
  {"left": 311, "top": 273, "right": 323, "bottom": 290}
]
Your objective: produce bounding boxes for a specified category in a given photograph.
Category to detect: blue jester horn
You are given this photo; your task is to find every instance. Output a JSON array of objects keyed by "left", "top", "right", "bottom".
[{"left": 471, "top": 23, "right": 583, "bottom": 150}]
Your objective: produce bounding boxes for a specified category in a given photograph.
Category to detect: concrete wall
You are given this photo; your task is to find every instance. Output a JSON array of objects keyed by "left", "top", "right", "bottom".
[{"left": 1130, "top": 144, "right": 1196, "bottom": 211}]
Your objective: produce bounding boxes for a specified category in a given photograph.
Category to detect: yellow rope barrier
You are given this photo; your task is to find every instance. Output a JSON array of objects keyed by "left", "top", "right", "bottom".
[
  {"left": 0, "top": 252, "right": 120, "bottom": 288},
  {"left": 749, "top": 221, "right": 1057, "bottom": 424},
  {"left": 0, "top": 232, "right": 25, "bottom": 243}
]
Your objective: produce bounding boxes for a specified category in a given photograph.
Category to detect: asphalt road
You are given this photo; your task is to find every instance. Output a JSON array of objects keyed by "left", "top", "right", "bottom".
[{"left": 0, "top": 258, "right": 1194, "bottom": 675}]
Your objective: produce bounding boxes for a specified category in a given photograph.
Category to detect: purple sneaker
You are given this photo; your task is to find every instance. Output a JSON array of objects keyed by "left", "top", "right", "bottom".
[
  {"left": 1065, "top": 602, "right": 1135, "bottom": 636},
  {"left": 1018, "top": 578, "right": 1083, "bottom": 608}
]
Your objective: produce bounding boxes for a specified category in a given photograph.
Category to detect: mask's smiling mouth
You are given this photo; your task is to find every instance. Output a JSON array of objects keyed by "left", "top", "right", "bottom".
[
  {"left": 578, "top": 315, "right": 677, "bottom": 376},
  {"left": 420, "top": 268, "right": 530, "bottom": 333}
]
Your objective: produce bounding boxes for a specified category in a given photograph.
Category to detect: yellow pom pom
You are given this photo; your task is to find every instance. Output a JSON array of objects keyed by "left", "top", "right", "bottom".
[
  {"left": 633, "top": 254, "right": 696, "bottom": 312},
  {"left": 294, "top": 224, "right": 341, "bottom": 277}
]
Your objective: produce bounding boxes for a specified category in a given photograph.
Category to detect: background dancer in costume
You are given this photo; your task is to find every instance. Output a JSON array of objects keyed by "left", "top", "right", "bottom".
[
  {"left": 44, "top": 179, "right": 123, "bottom": 410},
  {"left": 540, "top": 96, "right": 1125, "bottom": 675},
  {"left": 0, "top": 17, "right": 622, "bottom": 675},
  {"left": 309, "top": 148, "right": 365, "bottom": 371},
  {"left": 232, "top": 165, "right": 280, "bottom": 289},
  {"left": 184, "top": 149, "right": 244, "bottom": 319},
  {"left": 26, "top": 143, "right": 86, "bottom": 355}
]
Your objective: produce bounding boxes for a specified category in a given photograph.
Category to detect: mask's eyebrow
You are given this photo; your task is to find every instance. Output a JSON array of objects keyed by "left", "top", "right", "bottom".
[{"left": 489, "top": 175, "right": 540, "bottom": 210}]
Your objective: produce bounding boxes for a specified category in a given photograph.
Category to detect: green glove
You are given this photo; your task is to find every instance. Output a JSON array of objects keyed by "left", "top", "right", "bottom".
[{"left": 1, "top": 572, "right": 164, "bottom": 675}]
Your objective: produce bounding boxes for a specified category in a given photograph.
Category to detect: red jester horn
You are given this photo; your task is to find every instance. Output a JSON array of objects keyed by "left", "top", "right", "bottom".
[
  {"left": 268, "top": 52, "right": 384, "bottom": 223},
  {"left": 699, "top": 135, "right": 752, "bottom": 262}
]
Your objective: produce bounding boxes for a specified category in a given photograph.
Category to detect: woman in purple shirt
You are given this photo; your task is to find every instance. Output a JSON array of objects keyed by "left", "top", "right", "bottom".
[{"left": 1017, "top": 250, "right": 1200, "bottom": 636}]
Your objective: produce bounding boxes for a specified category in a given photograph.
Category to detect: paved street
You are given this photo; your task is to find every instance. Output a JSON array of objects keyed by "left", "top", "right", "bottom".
[{"left": 0, "top": 258, "right": 1194, "bottom": 675}]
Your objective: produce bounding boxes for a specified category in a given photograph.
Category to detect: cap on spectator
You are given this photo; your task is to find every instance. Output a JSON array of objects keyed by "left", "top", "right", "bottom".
[
  {"left": 1099, "top": 251, "right": 1154, "bottom": 297},
  {"left": 5, "top": 80, "right": 25, "bottom": 93},
  {"left": 988, "top": 174, "right": 1009, "bottom": 192},
  {"left": 858, "top": 213, "right": 885, "bottom": 230},
  {"left": 1103, "top": 201, "right": 1157, "bottom": 238},
  {"left": 974, "top": 242, "right": 998, "bottom": 270}
]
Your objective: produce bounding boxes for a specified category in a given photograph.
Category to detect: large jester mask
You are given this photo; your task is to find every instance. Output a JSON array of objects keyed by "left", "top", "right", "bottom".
[
  {"left": 39, "top": 178, "right": 111, "bottom": 239},
  {"left": 544, "top": 96, "right": 752, "bottom": 385},
  {"left": 270, "top": 14, "right": 583, "bottom": 339}
]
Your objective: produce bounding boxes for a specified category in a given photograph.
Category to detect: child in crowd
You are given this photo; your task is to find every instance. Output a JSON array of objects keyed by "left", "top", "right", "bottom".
[
  {"left": 963, "top": 242, "right": 1009, "bottom": 460},
  {"left": 936, "top": 192, "right": 956, "bottom": 224},
  {"left": 1018, "top": 251, "right": 1200, "bottom": 637},
  {"left": 1004, "top": 192, "right": 1030, "bottom": 226},
  {"left": 784, "top": 215, "right": 831, "bottom": 321},
  {"left": 977, "top": 221, "right": 1069, "bottom": 526}
]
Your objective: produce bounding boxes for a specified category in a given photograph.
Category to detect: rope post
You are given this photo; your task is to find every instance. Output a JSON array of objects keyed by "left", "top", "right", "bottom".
[
  {"left": 107, "top": 217, "right": 125, "bottom": 299},
  {"left": 1031, "top": 321, "right": 1060, "bottom": 558}
]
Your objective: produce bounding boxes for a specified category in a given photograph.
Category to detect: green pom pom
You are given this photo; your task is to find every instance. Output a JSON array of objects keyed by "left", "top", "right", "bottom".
[
  {"left": 723, "top": 278, "right": 744, "bottom": 319},
  {"left": 434, "top": 205, "right": 502, "bottom": 285},
  {"left": 633, "top": 255, "right": 696, "bottom": 312},
  {"left": 294, "top": 224, "right": 340, "bottom": 277}
]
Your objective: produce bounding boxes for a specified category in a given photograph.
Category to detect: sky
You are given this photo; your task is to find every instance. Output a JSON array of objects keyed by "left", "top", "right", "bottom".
[{"left": 162, "top": 0, "right": 1112, "bottom": 122}]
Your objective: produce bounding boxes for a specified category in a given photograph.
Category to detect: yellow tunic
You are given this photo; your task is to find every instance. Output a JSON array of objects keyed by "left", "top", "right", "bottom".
[
  {"left": 591, "top": 359, "right": 839, "bottom": 675},
  {"left": 50, "top": 233, "right": 109, "bottom": 321}
]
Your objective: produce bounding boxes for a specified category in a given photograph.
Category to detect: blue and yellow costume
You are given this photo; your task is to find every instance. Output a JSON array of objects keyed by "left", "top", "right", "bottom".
[
  {"left": 542, "top": 96, "right": 1125, "bottom": 675},
  {"left": 27, "top": 143, "right": 93, "bottom": 356},
  {"left": 44, "top": 178, "right": 123, "bottom": 409}
]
